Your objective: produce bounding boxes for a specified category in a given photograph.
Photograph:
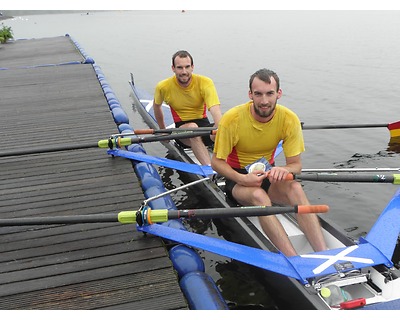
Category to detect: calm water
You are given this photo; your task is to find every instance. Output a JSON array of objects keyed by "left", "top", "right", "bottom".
[{"left": 4, "top": 10, "right": 400, "bottom": 309}]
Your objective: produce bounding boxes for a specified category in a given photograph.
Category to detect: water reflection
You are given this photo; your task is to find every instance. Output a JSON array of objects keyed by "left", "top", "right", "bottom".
[
  {"left": 215, "top": 260, "right": 278, "bottom": 310},
  {"left": 388, "top": 137, "right": 400, "bottom": 153}
]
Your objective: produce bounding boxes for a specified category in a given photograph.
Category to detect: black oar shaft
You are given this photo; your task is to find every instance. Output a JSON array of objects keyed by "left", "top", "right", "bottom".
[
  {"left": 2, "top": 205, "right": 329, "bottom": 227},
  {"left": 0, "top": 214, "right": 118, "bottom": 226},
  {"left": 129, "top": 130, "right": 215, "bottom": 144},
  {"left": 293, "top": 173, "right": 398, "bottom": 184},
  {"left": 133, "top": 127, "right": 217, "bottom": 134},
  {"left": 140, "top": 204, "right": 329, "bottom": 225},
  {"left": 0, "top": 142, "right": 98, "bottom": 157},
  {"left": 169, "top": 206, "right": 297, "bottom": 219},
  {"left": 301, "top": 168, "right": 400, "bottom": 173},
  {"left": 302, "top": 123, "right": 388, "bottom": 130}
]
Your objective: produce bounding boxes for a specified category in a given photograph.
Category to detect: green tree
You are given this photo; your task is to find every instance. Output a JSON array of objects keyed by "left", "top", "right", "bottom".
[{"left": 0, "top": 24, "right": 14, "bottom": 44}]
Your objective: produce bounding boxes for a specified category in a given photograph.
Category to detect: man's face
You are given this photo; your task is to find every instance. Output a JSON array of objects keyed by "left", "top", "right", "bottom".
[
  {"left": 249, "top": 76, "right": 282, "bottom": 120},
  {"left": 172, "top": 56, "right": 193, "bottom": 86}
]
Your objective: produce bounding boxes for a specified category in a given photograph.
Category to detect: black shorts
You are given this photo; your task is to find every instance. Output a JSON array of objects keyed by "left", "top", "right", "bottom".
[
  {"left": 174, "top": 118, "right": 214, "bottom": 148},
  {"left": 225, "top": 168, "right": 272, "bottom": 203}
]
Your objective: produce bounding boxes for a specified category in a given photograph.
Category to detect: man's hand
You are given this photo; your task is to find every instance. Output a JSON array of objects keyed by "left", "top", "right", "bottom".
[{"left": 265, "top": 167, "right": 291, "bottom": 182}]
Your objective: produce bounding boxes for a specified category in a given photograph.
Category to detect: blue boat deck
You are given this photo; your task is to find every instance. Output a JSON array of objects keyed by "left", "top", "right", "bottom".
[{"left": 0, "top": 36, "right": 188, "bottom": 309}]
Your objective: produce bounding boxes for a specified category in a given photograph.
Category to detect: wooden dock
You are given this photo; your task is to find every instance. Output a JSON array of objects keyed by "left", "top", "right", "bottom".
[{"left": 0, "top": 35, "right": 188, "bottom": 309}]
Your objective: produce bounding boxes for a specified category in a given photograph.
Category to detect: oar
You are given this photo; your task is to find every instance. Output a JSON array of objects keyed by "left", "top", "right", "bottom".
[
  {"left": 0, "top": 204, "right": 329, "bottom": 227},
  {"left": 301, "top": 120, "right": 400, "bottom": 138},
  {"left": 0, "top": 214, "right": 119, "bottom": 226},
  {"left": 302, "top": 168, "right": 400, "bottom": 173},
  {"left": 0, "top": 141, "right": 100, "bottom": 157},
  {"left": 2, "top": 120, "right": 397, "bottom": 158},
  {"left": 136, "top": 204, "right": 329, "bottom": 226},
  {"left": 113, "top": 127, "right": 217, "bottom": 136},
  {"left": 98, "top": 130, "right": 217, "bottom": 148},
  {"left": 0, "top": 130, "right": 217, "bottom": 157},
  {"left": 287, "top": 173, "right": 400, "bottom": 184}
]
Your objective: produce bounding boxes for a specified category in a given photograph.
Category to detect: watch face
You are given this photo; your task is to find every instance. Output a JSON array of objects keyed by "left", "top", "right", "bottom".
[{"left": 248, "top": 162, "right": 266, "bottom": 173}]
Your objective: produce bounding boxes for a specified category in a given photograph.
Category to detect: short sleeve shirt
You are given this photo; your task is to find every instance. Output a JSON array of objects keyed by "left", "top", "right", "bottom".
[
  {"left": 213, "top": 101, "right": 305, "bottom": 169},
  {"left": 154, "top": 74, "right": 220, "bottom": 123}
]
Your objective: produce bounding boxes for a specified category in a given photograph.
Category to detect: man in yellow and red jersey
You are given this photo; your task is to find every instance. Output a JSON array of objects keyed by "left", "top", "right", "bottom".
[
  {"left": 211, "top": 68, "right": 327, "bottom": 257},
  {"left": 153, "top": 50, "right": 222, "bottom": 165}
]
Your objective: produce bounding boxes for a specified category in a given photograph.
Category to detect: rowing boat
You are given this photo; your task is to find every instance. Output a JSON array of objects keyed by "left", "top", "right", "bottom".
[{"left": 127, "top": 74, "right": 400, "bottom": 310}]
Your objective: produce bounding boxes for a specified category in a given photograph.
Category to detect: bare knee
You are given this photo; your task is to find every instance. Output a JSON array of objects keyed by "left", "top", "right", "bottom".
[
  {"left": 250, "top": 188, "right": 271, "bottom": 206},
  {"left": 233, "top": 187, "right": 271, "bottom": 206},
  {"left": 252, "top": 188, "right": 271, "bottom": 205},
  {"left": 289, "top": 181, "right": 304, "bottom": 194},
  {"left": 181, "top": 122, "right": 199, "bottom": 129}
]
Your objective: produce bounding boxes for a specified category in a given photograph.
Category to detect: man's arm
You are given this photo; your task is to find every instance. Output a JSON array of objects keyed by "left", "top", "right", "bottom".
[
  {"left": 153, "top": 100, "right": 166, "bottom": 129},
  {"left": 208, "top": 105, "right": 222, "bottom": 141},
  {"left": 284, "top": 154, "right": 303, "bottom": 174},
  {"left": 209, "top": 104, "right": 222, "bottom": 127}
]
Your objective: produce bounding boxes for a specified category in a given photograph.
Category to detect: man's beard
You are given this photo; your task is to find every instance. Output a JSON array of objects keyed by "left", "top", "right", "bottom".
[
  {"left": 177, "top": 74, "right": 191, "bottom": 86},
  {"left": 253, "top": 102, "right": 276, "bottom": 118}
]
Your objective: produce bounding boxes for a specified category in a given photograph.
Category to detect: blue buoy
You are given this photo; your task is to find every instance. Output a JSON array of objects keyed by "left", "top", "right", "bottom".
[
  {"left": 109, "top": 102, "right": 121, "bottom": 110},
  {"left": 169, "top": 244, "right": 205, "bottom": 278},
  {"left": 180, "top": 271, "right": 229, "bottom": 310},
  {"left": 141, "top": 176, "right": 164, "bottom": 190},
  {"left": 111, "top": 107, "right": 129, "bottom": 125},
  {"left": 105, "top": 92, "right": 116, "bottom": 101},
  {"left": 118, "top": 123, "right": 133, "bottom": 133},
  {"left": 84, "top": 57, "right": 95, "bottom": 64}
]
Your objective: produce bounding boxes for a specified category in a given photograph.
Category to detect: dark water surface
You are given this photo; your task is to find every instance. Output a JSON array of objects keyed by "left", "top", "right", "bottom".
[{"left": 4, "top": 10, "right": 400, "bottom": 309}]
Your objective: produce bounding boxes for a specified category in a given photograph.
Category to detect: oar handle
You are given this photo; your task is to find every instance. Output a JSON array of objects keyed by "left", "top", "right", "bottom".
[{"left": 297, "top": 205, "right": 330, "bottom": 214}]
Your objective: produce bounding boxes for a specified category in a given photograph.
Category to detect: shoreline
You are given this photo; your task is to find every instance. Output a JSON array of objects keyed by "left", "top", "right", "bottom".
[
  {"left": 1, "top": 10, "right": 92, "bottom": 21},
  {"left": 0, "top": 14, "right": 13, "bottom": 21}
]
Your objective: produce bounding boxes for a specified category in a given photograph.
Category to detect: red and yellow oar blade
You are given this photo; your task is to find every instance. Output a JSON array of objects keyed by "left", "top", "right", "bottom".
[{"left": 388, "top": 121, "right": 400, "bottom": 138}]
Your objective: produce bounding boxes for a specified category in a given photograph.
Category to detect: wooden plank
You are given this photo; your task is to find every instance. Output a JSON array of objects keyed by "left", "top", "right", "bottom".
[
  {"left": 0, "top": 36, "right": 187, "bottom": 310},
  {"left": 0, "top": 36, "right": 86, "bottom": 68}
]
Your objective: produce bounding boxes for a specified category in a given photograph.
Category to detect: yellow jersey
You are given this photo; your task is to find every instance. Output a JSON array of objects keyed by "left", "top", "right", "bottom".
[
  {"left": 213, "top": 101, "right": 305, "bottom": 169},
  {"left": 154, "top": 74, "right": 220, "bottom": 123}
]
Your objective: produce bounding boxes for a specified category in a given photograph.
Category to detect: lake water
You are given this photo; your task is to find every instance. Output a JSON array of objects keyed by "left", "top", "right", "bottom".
[{"left": 4, "top": 10, "right": 400, "bottom": 309}]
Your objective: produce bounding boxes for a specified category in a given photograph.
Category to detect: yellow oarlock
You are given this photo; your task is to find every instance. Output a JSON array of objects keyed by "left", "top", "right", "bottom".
[{"left": 98, "top": 137, "right": 133, "bottom": 148}]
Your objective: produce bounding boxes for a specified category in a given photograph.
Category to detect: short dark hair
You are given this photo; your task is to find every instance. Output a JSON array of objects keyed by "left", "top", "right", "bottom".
[
  {"left": 172, "top": 50, "right": 194, "bottom": 67},
  {"left": 249, "top": 68, "right": 280, "bottom": 92}
]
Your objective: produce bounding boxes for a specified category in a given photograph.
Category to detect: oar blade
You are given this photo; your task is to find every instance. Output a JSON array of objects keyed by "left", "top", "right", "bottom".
[{"left": 388, "top": 120, "right": 400, "bottom": 138}]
